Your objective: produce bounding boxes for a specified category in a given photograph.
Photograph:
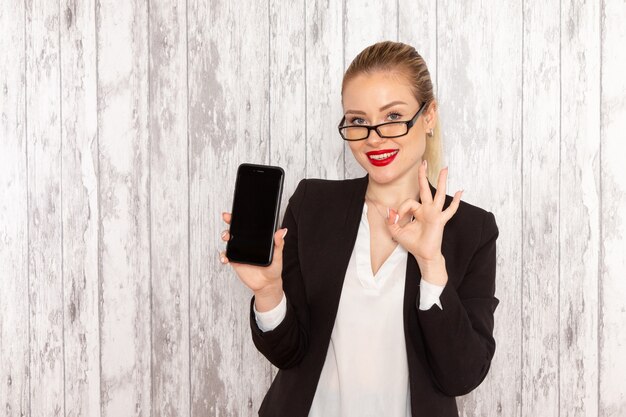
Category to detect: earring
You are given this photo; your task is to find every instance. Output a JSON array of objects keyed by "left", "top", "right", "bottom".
[{"left": 428, "top": 129, "right": 434, "bottom": 137}]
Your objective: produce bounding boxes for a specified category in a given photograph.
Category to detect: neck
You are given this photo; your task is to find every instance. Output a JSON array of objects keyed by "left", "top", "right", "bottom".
[{"left": 365, "top": 164, "right": 424, "bottom": 209}]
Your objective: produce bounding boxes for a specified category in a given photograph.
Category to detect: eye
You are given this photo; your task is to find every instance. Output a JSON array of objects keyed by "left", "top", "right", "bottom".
[
  {"left": 387, "top": 112, "right": 403, "bottom": 121},
  {"left": 348, "top": 117, "right": 367, "bottom": 125}
]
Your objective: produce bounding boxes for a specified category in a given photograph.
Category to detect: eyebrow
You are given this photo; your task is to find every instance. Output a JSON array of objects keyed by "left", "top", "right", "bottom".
[{"left": 345, "top": 100, "right": 408, "bottom": 115}]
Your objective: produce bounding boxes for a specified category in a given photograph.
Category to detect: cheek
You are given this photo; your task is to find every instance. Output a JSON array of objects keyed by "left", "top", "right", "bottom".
[{"left": 403, "top": 133, "right": 426, "bottom": 160}]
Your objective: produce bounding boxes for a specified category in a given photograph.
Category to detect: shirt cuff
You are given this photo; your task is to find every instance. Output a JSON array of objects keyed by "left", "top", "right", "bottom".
[
  {"left": 419, "top": 279, "right": 444, "bottom": 311},
  {"left": 253, "top": 291, "right": 287, "bottom": 332}
]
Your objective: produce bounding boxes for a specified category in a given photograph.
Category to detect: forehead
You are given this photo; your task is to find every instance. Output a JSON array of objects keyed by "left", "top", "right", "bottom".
[{"left": 342, "top": 71, "right": 417, "bottom": 111}]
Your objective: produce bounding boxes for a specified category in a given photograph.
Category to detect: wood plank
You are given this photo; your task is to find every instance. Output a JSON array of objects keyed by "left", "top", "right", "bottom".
[
  {"left": 25, "top": 0, "right": 65, "bottom": 415},
  {"left": 96, "top": 1, "right": 151, "bottom": 415},
  {"left": 148, "top": 0, "right": 190, "bottom": 416},
  {"left": 343, "top": 0, "right": 398, "bottom": 179},
  {"left": 187, "top": 0, "right": 272, "bottom": 414},
  {"left": 269, "top": 0, "right": 306, "bottom": 220},
  {"left": 599, "top": 1, "right": 626, "bottom": 416},
  {"left": 0, "top": 1, "right": 29, "bottom": 415},
  {"left": 437, "top": 1, "right": 522, "bottom": 416},
  {"left": 559, "top": 0, "right": 601, "bottom": 416},
  {"left": 59, "top": 1, "right": 101, "bottom": 416},
  {"left": 305, "top": 0, "right": 344, "bottom": 180},
  {"left": 520, "top": 1, "right": 560, "bottom": 416}
]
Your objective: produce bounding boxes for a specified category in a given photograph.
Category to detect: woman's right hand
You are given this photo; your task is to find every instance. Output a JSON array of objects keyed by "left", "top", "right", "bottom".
[{"left": 218, "top": 212, "right": 287, "bottom": 311}]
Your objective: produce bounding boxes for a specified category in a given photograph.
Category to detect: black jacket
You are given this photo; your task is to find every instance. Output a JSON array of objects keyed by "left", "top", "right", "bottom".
[{"left": 249, "top": 174, "right": 499, "bottom": 416}]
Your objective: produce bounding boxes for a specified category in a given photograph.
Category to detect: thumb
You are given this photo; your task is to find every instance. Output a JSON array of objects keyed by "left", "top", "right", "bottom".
[
  {"left": 387, "top": 222, "right": 403, "bottom": 241},
  {"left": 272, "top": 228, "right": 288, "bottom": 263},
  {"left": 387, "top": 208, "right": 402, "bottom": 239}
]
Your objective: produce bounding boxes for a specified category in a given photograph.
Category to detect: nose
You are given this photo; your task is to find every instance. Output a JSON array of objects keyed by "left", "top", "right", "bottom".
[{"left": 366, "top": 128, "right": 385, "bottom": 145}]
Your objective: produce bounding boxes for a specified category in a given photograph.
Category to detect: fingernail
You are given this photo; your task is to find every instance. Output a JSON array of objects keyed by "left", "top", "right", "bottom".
[
  {"left": 221, "top": 230, "right": 228, "bottom": 239},
  {"left": 282, "top": 228, "right": 288, "bottom": 238},
  {"left": 217, "top": 249, "right": 225, "bottom": 263},
  {"left": 394, "top": 213, "right": 399, "bottom": 224},
  {"left": 422, "top": 160, "right": 426, "bottom": 167},
  {"left": 386, "top": 207, "right": 390, "bottom": 219}
]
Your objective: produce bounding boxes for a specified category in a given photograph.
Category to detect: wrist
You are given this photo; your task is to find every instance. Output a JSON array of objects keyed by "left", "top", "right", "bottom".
[
  {"left": 253, "top": 281, "right": 284, "bottom": 312},
  {"left": 417, "top": 253, "right": 448, "bottom": 286}
]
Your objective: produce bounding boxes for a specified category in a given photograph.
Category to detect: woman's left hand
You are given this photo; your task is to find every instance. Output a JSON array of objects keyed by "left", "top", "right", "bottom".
[{"left": 387, "top": 160, "right": 462, "bottom": 285}]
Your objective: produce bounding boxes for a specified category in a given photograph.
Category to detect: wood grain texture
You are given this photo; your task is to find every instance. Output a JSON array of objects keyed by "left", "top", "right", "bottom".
[
  {"left": 599, "top": 1, "right": 626, "bottom": 416},
  {"left": 0, "top": 1, "right": 28, "bottom": 415},
  {"left": 2, "top": 1, "right": 626, "bottom": 416},
  {"left": 342, "top": 0, "right": 398, "bottom": 179},
  {"left": 559, "top": 0, "right": 601, "bottom": 416},
  {"left": 25, "top": 0, "right": 65, "bottom": 415},
  {"left": 305, "top": 0, "right": 344, "bottom": 180},
  {"left": 520, "top": 1, "right": 560, "bottom": 416},
  {"left": 60, "top": 1, "right": 101, "bottom": 417},
  {"left": 187, "top": 0, "right": 272, "bottom": 414},
  {"left": 96, "top": 0, "right": 151, "bottom": 415},
  {"left": 149, "top": 1, "right": 190, "bottom": 416},
  {"left": 269, "top": 0, "right": 307, "bottom": 210},
  {"left": 437, "top": 1, "right": 523, "bottom": 416}
]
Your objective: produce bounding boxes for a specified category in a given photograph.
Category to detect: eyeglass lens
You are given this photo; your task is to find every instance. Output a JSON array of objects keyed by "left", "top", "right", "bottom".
[{"left": 341, "top": 122, "right": 408, "bottom": 140}]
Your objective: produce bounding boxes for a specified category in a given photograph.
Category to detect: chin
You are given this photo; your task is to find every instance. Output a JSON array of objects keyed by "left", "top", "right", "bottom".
[{"left": 365, "top": 167, "right": 399, "bottom": 184}]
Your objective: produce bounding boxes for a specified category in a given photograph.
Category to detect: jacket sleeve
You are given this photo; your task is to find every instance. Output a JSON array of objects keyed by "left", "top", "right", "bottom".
[
  {"left": 417, "top": 210, "right": 499, "bottom": 396},
  {"left": 249, "top": 179, "right": 310, "bottom": 369}
]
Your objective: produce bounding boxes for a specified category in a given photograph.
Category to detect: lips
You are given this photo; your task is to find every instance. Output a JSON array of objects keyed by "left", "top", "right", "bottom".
[{"left": 366, "top": 149, "right": 399, "bottom": 167}]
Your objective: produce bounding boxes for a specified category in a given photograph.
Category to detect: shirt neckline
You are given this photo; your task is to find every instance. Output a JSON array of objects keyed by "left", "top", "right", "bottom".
[{"left": 356, "top": 202, "right": 407, "bottom": 288}]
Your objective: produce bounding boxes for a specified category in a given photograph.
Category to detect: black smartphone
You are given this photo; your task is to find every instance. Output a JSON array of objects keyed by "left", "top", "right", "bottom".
[{"left": 226, "top": 163, "right": 285, "bottom": 266}]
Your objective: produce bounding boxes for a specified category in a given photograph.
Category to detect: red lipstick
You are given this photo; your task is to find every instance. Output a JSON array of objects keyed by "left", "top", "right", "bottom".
[{"left": 365, "top": 149, "right": 399, "bottom": 167}]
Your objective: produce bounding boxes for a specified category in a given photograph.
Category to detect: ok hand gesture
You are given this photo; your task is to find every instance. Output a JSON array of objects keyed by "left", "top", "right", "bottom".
[{"left": 387, "top": 160, "right": 462, "bottom": 285}]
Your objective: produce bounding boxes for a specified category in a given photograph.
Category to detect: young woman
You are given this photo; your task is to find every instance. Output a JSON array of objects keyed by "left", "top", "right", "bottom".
[{"left": 219, "top": 41, "right": 499, "bottom": 417}]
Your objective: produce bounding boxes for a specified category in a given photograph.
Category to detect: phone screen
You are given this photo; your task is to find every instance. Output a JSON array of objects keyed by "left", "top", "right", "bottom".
[{"left": 226, "top": 164, "right": 284, "bottom": 266}]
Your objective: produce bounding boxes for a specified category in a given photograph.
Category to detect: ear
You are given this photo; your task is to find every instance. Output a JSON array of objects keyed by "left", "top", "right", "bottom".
[{"left": 422, "top": 100, "right": 438, "bottom": 131}]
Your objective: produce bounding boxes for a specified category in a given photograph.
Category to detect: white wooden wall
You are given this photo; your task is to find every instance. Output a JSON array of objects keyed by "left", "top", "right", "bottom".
[{"left": 1, "top": 0, "right": 625, "bottom": 416}]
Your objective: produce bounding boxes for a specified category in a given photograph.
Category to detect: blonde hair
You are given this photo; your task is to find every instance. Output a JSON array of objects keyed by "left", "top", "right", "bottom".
[{"left": 341, "top": 41, "right": 443, "bottom": 183}]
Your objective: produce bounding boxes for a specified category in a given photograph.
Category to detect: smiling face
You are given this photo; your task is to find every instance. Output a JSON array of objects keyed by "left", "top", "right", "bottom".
[{"left": 342, "top": 70, "right": 436, "bottom": 185}]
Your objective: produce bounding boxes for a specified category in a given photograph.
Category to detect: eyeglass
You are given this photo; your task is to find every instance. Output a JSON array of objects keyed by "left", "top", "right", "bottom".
[{"left": 337, "top": 101, "right": 427, "bottom": 141}]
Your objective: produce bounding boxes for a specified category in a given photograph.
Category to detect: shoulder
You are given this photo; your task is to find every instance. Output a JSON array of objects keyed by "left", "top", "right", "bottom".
[
  {"left": 441, "top": 191, "right": 499, "bottom": 246},
  {"left": 285, "top": 176, "right": 366, "bottom": 222},
  {"left": 289, "top": 176, "right": 366, "bottom": 204}
]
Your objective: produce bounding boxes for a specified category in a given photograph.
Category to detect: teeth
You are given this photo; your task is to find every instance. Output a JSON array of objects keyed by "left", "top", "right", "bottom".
[{"left": 369, "top": 150, "right": 398, "bottom": 160}]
